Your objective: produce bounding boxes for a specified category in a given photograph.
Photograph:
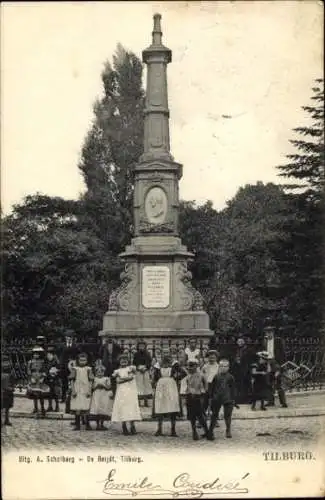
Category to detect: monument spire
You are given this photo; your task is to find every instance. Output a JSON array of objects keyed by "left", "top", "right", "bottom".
[
  {"left": 101, "top": 14, "right": 212, "bottom": 356},
  {"left": 141, "top": 14, "right": 173, "bottom": 162}
]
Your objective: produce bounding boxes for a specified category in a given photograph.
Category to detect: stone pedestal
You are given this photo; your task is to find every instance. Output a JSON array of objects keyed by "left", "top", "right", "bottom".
[{"left": 99, "top": 14, "right": 213, "bottom": 356}]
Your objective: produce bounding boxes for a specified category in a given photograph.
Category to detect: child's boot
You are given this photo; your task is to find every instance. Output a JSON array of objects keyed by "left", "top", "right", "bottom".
[
  {"left": 73, "top": 415, "right": 81, "bottom": 431},
  {"left": 130, "top": 421, "right": 137, "bottom": 435},
  {"left": 4, "top": 410, "right": 12, "bottom": 426},
  {"left": 260, "top": 400, "right": 267, "bottom": 411},
  {"left": 85, "top": 416, "right": 92, "bottom": 430},
  {"left": 155, "top": 419, "right": 163, "bottom": 436},
  {"left": 170, "top": 418, "right": 177, "bottom": 437},
  {"left": 40, "top": 400, "right": 46, "bottom": 418},
  {"left": 32, "top": 400, "right": 38, "bottom": 414},
  {"left": 122, "top": 422, "right": 129, "bottom": 435}
]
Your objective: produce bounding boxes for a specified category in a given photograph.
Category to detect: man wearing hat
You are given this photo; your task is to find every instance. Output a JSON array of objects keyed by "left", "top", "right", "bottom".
[{"left": 60, "top": 331, "right": 80, "bottom": 408}]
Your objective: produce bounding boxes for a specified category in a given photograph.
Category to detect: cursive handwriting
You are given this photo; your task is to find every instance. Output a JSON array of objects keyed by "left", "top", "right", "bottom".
[{"left": 99, "top": 469, "right": 250, "bottom": 497}]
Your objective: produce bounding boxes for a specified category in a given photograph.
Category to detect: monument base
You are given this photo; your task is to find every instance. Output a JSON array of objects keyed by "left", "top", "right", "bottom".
[{"left": 100, "top": 310, "right": 213, "bottom": 360}]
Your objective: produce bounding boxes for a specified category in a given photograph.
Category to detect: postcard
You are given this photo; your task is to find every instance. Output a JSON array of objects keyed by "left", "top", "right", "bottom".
[{"left": 1, "top": 1, "right": 324, "bottom": 499}]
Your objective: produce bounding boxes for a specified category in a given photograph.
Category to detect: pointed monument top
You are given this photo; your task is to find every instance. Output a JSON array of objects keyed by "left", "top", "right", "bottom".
[
  {"left": 143, "top": 13, "right": 171, "bottom": 64},
  {"left": 152, "top": 13, "right": 162, "bottom": 45}
]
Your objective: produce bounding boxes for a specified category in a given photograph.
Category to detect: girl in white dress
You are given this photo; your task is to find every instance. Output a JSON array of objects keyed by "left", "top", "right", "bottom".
[
  {"left": 89, "top": 363, "right": 113, "bottom": 430},
  {"left": 152, "top": 355, "right": 181, "bottom": 437},
  {"left": 70, "top": 353, "right": 93, "bottom": 430},
  {"left": 111, "top": 354, "right": 142, "bottom": 435}
]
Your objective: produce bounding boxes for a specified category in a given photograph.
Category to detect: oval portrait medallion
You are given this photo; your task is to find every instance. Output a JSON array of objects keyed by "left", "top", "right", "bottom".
[{"left": 145, "top": 187, "right": 168, "bottom": 224}]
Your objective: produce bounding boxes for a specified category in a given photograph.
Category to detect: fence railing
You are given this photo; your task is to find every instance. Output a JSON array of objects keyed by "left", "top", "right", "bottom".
[{"left": 3, "top": 335, "right": 325, "bottom": 393}]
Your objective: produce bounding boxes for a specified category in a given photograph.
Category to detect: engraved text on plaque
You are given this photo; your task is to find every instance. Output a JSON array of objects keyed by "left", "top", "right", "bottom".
[{"left": 142, "top": 266, "right": 170, "bottom": 308}]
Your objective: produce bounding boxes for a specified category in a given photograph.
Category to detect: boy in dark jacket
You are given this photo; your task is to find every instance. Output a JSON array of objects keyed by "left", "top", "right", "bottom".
[{"left": 207, "top": 358, "right": 236, "bottom": 440}]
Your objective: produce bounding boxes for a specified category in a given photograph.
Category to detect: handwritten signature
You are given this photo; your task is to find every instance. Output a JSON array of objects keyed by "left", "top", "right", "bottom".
[{"left": 98, "top": 469, "right": 250, "bottom": 497}]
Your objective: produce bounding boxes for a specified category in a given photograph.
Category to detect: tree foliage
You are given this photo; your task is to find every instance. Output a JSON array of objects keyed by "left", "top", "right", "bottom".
[
  {"left": 79, "top": 44, "right": 144, "bottom": 262},
  {"left": 278, "top": 78, "right": 324, "bottom": 200}
]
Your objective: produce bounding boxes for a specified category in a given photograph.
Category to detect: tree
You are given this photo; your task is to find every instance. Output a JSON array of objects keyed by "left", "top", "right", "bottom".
[
  {"left": 78, "top": 44, "right": 145, "bottom": 271},
  {"left": 277, "top": 79, "right": 324, "bottom": 336},
  {"left": 1, "top": 194, "right": 110, "bottom": 339},
  {"left": 277, "top": 78, "right": 324, "bottom": 200},
  {"left": 214, "top": 183, "right": 290, "bottom": 335}
]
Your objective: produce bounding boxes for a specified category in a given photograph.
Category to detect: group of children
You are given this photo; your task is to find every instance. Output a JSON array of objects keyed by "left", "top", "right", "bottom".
[
  {"left": 2, "top": 338, "right": 286, "bottom": 437},
  {"left": 61, "top": 345, "right": 237, "bottom": 441}
]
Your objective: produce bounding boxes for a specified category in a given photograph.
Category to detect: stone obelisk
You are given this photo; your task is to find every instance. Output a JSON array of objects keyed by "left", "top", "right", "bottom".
[{"left": 100, "top": 14, "right": 213, "bottom": 355}]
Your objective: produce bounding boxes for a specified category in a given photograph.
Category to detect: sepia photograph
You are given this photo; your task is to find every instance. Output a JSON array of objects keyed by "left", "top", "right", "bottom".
[{"left": 1, "top": 1, "right": 324, "bottom": 498}]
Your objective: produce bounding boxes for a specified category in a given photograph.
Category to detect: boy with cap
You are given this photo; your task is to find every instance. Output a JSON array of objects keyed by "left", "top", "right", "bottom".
[
  {"left": 208, "top": 358, "right": 236, "bottom": 440},
  {"left": 183, "top": 360, "right": 209, "bottom": 440}
]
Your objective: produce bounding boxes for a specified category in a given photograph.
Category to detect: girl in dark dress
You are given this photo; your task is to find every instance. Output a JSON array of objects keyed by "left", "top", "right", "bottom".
[
  {"left": 44, "top": 347, "right": 61, "bottom": 412},
  {"left": 251, "top": 352, "right": 270, "bottom": 411},
  {"left": 132, "top": 341, "right": 152, "bottom": 407},
  {"left": 27, "top": 348, "right": 49, "bottom": 417}
]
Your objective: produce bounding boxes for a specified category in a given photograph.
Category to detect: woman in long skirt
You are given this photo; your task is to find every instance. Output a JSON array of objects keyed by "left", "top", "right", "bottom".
[{"left": 111, "top": 354, "right": 142, "bottom": 435}]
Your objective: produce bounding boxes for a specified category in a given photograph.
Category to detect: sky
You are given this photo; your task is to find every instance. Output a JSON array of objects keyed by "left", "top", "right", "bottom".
[{"left": 1, "top": 1, "right": 323, "bottom": 213}]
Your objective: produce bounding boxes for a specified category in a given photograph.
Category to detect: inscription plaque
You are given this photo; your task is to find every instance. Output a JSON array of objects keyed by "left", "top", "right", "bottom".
[{"left": 142, "top": 266, "right": 170, "bottom": 308}]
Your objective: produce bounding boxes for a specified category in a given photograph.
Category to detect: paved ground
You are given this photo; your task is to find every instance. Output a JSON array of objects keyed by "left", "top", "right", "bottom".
[
  {"left": 8, "top": 391, "right": 325, "bottom": 420},
  {"left": 2, "top": 392, "right": 324, "bottom": 453},
  {"left": 2, "top": 414, "right": 324, "bottom": 452}
]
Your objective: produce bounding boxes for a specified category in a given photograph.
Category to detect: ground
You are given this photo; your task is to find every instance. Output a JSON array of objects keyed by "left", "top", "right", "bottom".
[
  {"left": 2, "top": 392, "right": 325, "bottom": 452},
  {"left": 2, "top": 414, "right": 324, "bottom": 452}
]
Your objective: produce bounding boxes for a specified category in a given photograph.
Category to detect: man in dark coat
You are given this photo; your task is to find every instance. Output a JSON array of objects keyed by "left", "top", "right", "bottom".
[
  {"left": 59, "top": 331, "right": 80, "bottom": 408},
  {"left": 232, "top": 337, "right": 254, "bottom": 404}
]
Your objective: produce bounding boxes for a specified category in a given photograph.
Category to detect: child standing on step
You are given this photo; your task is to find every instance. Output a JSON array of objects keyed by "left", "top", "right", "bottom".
[
  {"left": 152, "top": 355, "right": 181, "bottom": 437},
  {"left": 89, "top": 362, "right": 113, "bottom": 430},
  {"left": 111, "top": 354, "right": 142, "bottom": 435},
  {"left": 208, "top": 358, "right": 236, "bottom": 440},
  {"left": 183, "top": 361, "right": 209, "bottom": 440},
  {"left": 70, "top": 352, "right": 93, "bottom": 430}
]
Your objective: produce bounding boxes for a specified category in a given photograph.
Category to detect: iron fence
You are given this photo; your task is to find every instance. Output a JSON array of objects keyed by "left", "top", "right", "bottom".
[{"left": 2, "top": 334, "right": 325, "bottom": 393}]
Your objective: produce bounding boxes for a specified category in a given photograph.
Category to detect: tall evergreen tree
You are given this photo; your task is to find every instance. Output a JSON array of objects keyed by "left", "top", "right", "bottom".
[
  {"left": 278, "top": 78, "right": 324, "bottom": 200},
  {"left": 78, "top": 44, "right": 145, "bottom": 277},
  {"left": 277, "top": 79, "right": 324, "bottom": 336}
]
